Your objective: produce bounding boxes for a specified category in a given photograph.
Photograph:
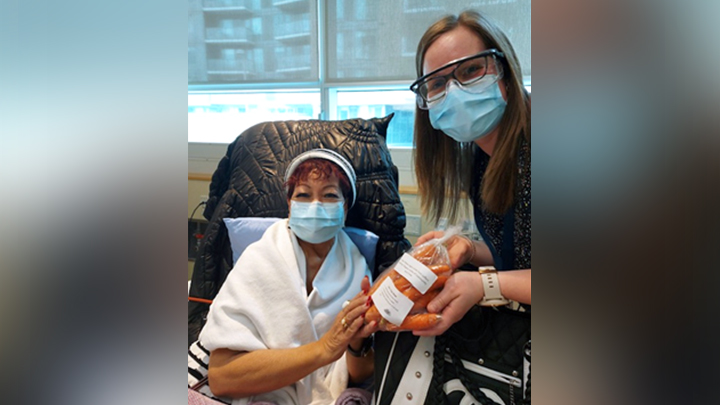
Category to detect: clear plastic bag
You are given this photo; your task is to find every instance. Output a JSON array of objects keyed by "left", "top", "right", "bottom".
[{"left": 366, "top": 226, "right": 461, "bottom": 331}]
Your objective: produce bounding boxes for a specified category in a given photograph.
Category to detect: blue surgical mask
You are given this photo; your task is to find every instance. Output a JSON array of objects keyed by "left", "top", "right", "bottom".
[
  {"left": 288, "top": 201, "right": 345, "bottom": 244},
  {"left": 429, "top": 80, "right": 507, "bottom": 143}
]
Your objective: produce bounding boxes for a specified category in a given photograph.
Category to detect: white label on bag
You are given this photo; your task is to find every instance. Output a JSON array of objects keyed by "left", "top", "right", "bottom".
[
  {"left": 394, "top": 253, "right": 438, "bottom": 294},
  {"left": 371, "top": 277, "right": 414, "bottom": 326}
]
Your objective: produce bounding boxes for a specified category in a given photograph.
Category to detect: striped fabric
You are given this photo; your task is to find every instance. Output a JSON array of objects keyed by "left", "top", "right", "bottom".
[{"left": 188, "top": 340, "right": 230, "bottom": 404}]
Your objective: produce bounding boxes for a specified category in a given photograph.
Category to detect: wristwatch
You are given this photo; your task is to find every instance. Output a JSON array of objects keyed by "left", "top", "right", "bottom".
[
  {"left": 347, "top": 335, "right": 373, "bottom": 357},
  {"left": 477, "top": 267, "right": 511, "bottom": 307}
]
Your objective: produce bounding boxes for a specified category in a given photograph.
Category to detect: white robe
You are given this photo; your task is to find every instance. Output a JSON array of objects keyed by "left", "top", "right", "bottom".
[{"left": 199, "top": 219, "right": 371, "bottom": 405}]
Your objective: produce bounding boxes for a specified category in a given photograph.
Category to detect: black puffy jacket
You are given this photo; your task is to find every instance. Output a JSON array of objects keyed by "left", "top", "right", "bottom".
[{"left": 188, "top": 115, "right": 411, "bottom": 345}]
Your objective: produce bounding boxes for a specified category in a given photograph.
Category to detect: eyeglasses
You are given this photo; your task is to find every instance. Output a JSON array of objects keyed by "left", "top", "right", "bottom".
[{"left": 410, "top": 49, "right": 505, "bottom": 109}]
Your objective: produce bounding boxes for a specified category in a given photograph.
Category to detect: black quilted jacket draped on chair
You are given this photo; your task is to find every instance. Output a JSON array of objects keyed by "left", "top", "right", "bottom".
[{"left": 188, "top": 115, "right": 412, "bottom": 345}]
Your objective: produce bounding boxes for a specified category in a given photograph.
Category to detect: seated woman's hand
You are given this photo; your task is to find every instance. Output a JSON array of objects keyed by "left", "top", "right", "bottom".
[
  {"left": 319, "top": 276, "right": 375, "bottom": 361},
  {"left": 349, "top": 276, "right": 379, "bottom": 349}
]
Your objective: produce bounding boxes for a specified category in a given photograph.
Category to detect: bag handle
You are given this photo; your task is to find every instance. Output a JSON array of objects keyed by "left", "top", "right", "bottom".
[{"left": 190, "top": 376, "right": 209, "bottom": 391}]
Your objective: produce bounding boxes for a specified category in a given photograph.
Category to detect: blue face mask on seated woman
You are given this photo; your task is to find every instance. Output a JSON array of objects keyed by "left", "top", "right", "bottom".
[
  {"left": 429, "top": 80, "right": 507, "bottom": 143},
  {"left": 289, "top": 200, "right": 345, "bottom": 243}
]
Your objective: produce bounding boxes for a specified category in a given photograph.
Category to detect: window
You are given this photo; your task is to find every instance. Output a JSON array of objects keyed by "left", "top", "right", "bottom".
[
  {"left": 332, "top": 89, "right": 417, "bottom": 147},
  {"left": 188, "top": 91, "right": 321, "bottom": 143},
  {"left": 188, "top": 0, "right": 531, "bottom": 145}
]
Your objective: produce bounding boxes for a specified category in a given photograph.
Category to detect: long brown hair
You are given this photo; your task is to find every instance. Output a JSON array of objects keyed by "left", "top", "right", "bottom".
[{"left": 413, "top": 10, "right": 530, "bottom": 223}]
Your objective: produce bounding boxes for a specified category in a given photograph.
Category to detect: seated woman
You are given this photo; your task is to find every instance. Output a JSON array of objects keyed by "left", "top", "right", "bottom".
[{"left": 199, "top": 149, "right": 379, "bottom": 405}]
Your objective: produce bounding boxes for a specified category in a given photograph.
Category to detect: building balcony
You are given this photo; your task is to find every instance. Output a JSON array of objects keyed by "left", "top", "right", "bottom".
[
  {"left": 202, "top": 0, "right": 258, "bottom": 16},
  {"left": 402, "top": 0, "right": 444, "bottom": 14},
  {"left": 272, "top": 0, "right": 308, "bottom": 13},
  {"left": 206, "top": 58, "right": 255, "bottom": 74},
  {"left": 274, "top": 20, "right": 311, "bottom": 42},
  {"left": 275, "top": 54, "right": 311, "bottom": 72},
  {"left": 205, "top": 27, "right": 256, "bottom": 45}
]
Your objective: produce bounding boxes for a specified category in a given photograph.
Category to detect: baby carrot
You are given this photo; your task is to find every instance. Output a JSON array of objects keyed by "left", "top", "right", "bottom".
[
  {"left": 392, "top": 264, "right": 451, "bottom": 293},
  {"left": 384, "top": 313, "right": 442, "bottom": 331},
  {"left": 367, "top": 268, "right": 406, "bottom": 296},
  {"left": 409, "top": 289, "right": 440, "bottom": 313},
  {"left": 365, "top": 305, "right": 382, "bottom": 323},
  {"left": 401, "top": 275, "right": 448, "bottom": 301},
  {"left": 411, "top": 243, "right": 438, "bottom": 265},
  {"left": 428, "top": 264, "right": 451, "bottom": 274}
]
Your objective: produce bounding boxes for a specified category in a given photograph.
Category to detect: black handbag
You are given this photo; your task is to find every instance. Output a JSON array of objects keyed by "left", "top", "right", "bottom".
[{"left": 427, "top": 305, "right": 531, "bottom": 405}]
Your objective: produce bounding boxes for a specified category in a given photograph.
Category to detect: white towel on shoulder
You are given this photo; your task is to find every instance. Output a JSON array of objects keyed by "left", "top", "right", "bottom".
[{"left": 200, "top": 219, "right": 371, "bottom": 405}]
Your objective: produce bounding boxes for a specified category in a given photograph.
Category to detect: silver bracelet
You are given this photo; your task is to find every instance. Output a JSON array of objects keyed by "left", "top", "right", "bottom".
[{"left": 463, "top": 235, "right": 477, "bottom": 265}]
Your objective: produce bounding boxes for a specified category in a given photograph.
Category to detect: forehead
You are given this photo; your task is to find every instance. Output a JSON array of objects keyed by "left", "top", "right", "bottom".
[
  {"left": 295, "top": 171, "right": 340, "bottom": 187},
  {"left": 423, "top": 26, "right": 488, "bottom": 75}
]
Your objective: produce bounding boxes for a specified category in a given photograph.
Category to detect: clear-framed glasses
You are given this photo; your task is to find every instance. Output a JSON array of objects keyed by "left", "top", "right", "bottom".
[{"left": 410, "top": 49, "right": 505, "bottom": 110}]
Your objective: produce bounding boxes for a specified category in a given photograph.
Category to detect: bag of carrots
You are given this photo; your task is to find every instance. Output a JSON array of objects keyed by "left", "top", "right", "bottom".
[{"left": 365, "top": 226, "right": 461, "bottom": 331}]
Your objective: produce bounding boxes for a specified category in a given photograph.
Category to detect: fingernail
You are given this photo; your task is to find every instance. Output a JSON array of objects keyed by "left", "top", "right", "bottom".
[
  {"left": 361, "top": 314, "right": 365, "bottom": 318},
  {"left": 366, "top": 296, "right": 372, "bottom": 305}
]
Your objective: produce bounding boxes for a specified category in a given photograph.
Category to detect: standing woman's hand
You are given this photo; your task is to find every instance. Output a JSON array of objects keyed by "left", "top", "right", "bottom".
[
  {"left": 415, "top": 231, "right": 478, "bottom": 269},
  {"left": 412, "top": 271, "right": 484, "bottom": 336}
]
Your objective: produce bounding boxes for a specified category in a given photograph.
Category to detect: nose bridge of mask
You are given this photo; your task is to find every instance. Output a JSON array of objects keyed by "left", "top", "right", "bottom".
[
  {"left": 444, "top": 79, "right": 474, "bottom": 101},
  {"left": 446, "top": 74, "right": 499, "bottom": 96},
  {"left": 446, "top": 79, "right": 461, "bottom": 93},
  {"left": 431, "top": 80, "right": 460, "bottom": 110},
  {"left": 294, "top": 200, "right": 342, "bottom": 218},
  {"left": 439, "top": 78, "right": 498, "bottom": 109},
  {"left": 307, "top": 201, "right": 327, "bottom": 218}
]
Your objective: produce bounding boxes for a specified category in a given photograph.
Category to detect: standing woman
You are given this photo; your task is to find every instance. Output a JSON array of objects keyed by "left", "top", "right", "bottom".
[
  {"left": 373, "top": 10, "right": 531, "bottom": 405},
  {"left": 412, "top": 9, "right": 531, "bottom": 332}
]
